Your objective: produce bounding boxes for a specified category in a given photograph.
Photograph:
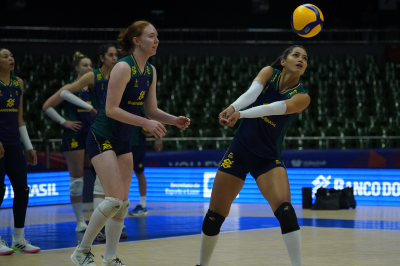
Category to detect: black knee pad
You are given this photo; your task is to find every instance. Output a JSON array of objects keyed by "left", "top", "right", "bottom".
[
  {"left": 0, "top": 184, "right": 6, "bottom": 206},
  {"left": 13, "top": 186, "right": 30, "bottom": 207},
  {"left": 274, "top": 202, "right": 300, "bottom": 234},
  {"left": 202, "top": 209, "right": 225, "bottom": 236}
]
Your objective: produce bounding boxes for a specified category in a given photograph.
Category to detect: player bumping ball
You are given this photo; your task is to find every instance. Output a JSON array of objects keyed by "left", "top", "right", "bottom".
[{"left": 291, "top": 4, "right": 324, "bottom": 38}]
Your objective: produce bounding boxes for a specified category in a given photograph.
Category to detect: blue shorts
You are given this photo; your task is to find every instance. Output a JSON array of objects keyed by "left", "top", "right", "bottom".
[
  {"left": 218, "top": 139, "right": 286, "bottom": 180},
  {"left": 132, "top": 144, "right": 146, "bottom": 173},
  {"left": 86, "top": 131, "right": 132, "bottom": 160},
  {"left": 62, "top": 134, "right": 87, "bottom": 152}
]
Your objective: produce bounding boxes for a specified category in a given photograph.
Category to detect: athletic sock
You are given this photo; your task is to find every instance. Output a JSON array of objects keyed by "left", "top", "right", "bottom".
[
  {"left": 14, "top": 227, "right": 24, "bottom": 241},
  {"left": 104, "top": 218, "right": 124, "bottom": 260},
  {"left": 79, "top": 207, "right": 109, "bottom": 250},
  {"left": 199, "top": 232, "right": 219, "bottom": 266},
  {"left": 72, "top": 202, "right": 84, "bottom": 220},
  {"left": 282, "top": 230, "right": 302, "bottom": 266},
  {"left": 139, "top": 196, "right": 146, "bottom": 208},
  {"left": 93, "top": 197, "right": 104, "bottom": 210}
]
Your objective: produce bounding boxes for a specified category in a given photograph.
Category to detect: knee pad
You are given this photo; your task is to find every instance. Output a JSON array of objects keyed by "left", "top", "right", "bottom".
[
  {"left": 202, "top": 209, "right": 225, "bottom": 236},
  {"left": 98, "top": 197, "right": 123, "bottom": 218},
  {"left": 274, "top": 202, "right": 300, "bottom": 234},
  {"left": 113, "top": 200, "right": 130, "bottom": 220},
  {"left": 70, "top": 177, "right": 84, "bottom": 196},
  {"left": 93, "top": 176, "right": 105, "bottom": 195},
  {"left": 0, "top": 184, "right": 6, "bottom": 206},
  {"left": 13, "top": 186, "right": 30, "bottom": 207}
]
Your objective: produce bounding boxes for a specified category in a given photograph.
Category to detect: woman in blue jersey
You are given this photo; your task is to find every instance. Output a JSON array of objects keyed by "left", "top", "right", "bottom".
[
  {"left": 70, "top": 21, "right": 190, "bottom": 266},
  {"left": 0, "top": 48, "right": 40, "bottom": 255},
  {"left": 42, "top": 52, "right": 94, "bottom": 232},
  {"left": 197, "top": 45, "right": 310, "bottom": 266}
]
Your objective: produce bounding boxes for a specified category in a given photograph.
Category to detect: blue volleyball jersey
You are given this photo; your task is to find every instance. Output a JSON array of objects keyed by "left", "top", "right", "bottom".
[
  {"left": 129, "top": 106, "right": 147, "bottom": 146},
  {"left": 62, "top": 81, "right": 93, "bottom": 138},
  {"left": 0, "top": 76, "right": 22, "bottom": 145},
  {"left": 90, "top": 69, "right": 108, "bottom": 110},
  {"left": 91, "top": 55, "right": 153, "bottom": 142},
  {"left": 234, "top": 68, "right": 307, "bottom": 159}
]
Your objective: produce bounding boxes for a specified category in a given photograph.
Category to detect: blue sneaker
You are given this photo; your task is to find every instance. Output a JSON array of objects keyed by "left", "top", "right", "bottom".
[{"left": 128, "top": 205, "right": 148, "bottom": 216}]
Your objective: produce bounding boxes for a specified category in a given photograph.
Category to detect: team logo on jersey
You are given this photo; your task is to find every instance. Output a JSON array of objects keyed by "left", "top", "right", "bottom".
[
  {"left": 228, "top": 152, "right": 234, "bottom": 159},
  {"left": 71, "top": 139, "right": 78, "bottom": 149},
  {"left": 13, "top": 80, "right": 19, "bottom": 87},
  {"left": 97, "top": 74, "right": 102, "bottom": 81},
  {"left": 132, "top": 66, "right": 137, "bottom": 76},
  {"left": 15, "top": 90, "right": 18, "bottom": 96},
  {"left": 102, "top": 140, "right": 112, "bottom": 150},
  {"left": 221, "top": 159, "right": 234, "bottom": 168},
  {"left": 289, "top": 89, "right": 298, "bottom": 96},
  {"left": 262, "top": 85, "right": 269, "bottom": 94},
  {"left": 134, "top": 79, "right": 138, "bottom": 87},
  {"left": 6, "top": 98, "right": 15, "bottom": 107},
  {"left": 276, "top": 160, "right": 281, "bottom": 164},
  {"left": 139, "top": 163, "right": 143, "bottom": 168},
  {"left": 137, "top": 91, "right": 146, "bottom": 100},
  {"left": 146, "top": 66, "right": 151, "bottom": 74}
]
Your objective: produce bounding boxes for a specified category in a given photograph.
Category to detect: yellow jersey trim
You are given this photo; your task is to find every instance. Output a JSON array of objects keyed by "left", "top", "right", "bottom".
[
  {"left": 280, "top": 83, "right": 301, "bottom": 94},
  {"left": 131, "top": 55, "right": 144, "bottom": 76}
]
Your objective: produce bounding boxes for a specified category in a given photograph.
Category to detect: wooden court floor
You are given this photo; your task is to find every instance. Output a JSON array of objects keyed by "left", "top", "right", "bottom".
[{"left": 1, "top": 202, "right": 400, "bottom": 265}]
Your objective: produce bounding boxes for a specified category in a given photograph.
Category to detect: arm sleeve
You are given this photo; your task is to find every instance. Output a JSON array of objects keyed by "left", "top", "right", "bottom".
[
  {"left": 60, "top": 90, "right": 93, "bottom": 110},
  {"left": 239, "top": 101, "right": 287, "bottom": 118},
  {"left": 44, "top": 107, "right": 67, "bottom": 125},
  {"left": 19, "top": 126, "right": 34, "bottom": 150},
  {"left": 231, "top": 81, "right": 264, "bottom": 111}
]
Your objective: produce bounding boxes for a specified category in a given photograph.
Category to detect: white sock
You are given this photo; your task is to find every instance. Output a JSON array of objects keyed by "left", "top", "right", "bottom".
[
  {"left": 104, "top": 218, "right": 124, "bottom": 260},
  {"left": 140, "top": 196, "right": 146, "bottom": 208},
  {"left": 14, "top": 228, "right": 24, "bottom": 241},
  {"left": 93, "top": 197, "right": 104, "bottom": 210},
  {"left": 199, "top": 232, "right": 219, "bottom": 266},
  {"left": 72, "top": 202, "right": 84, "bottom": 221},
  {"left": 79, "top": 207, "right": 109, "bottom": 250},
  {"left": 282, "top": 230, "right": 302, "bottom": 266}
]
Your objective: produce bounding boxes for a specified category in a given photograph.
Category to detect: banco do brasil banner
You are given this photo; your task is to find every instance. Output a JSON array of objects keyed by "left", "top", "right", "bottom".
[{"left": 2, "top": 168, "right": 400, "bottom": 208}]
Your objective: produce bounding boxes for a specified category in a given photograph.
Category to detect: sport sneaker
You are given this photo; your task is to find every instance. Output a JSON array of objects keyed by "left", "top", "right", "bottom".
[
  {"left": 128, "top": 204, "right": 148, "bottom": 216},
  {"left": 94, "top": 232, "right": 106, "bottom": 242},
  {"left": 71, "top": 246, "right": 97, "bottom": 266},
  {"left": 0, "top": 237, "right": 14, "bottom": 255},
  {"left": 76, "top": 217, "right": 88, "bottom": 232},
  {"left": 101, "top": 255, "right": 125, "bottom": 266},
  {"left": 11, "top": 235, "right": 41, "bottom": 253}
]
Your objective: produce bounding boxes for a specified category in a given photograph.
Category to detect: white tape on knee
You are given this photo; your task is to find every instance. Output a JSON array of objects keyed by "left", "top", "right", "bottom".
[
  {"left": 114, "top": 200, "right": 130, "bottom": 220},
  {"left": 98, "top": 197, "right": 123, "bottom": 218},
  {"left": 70, "top": 177, "right": 84, "bottom": 196},
  {"left": 93, "top": 176, "right": 105, "bottom": 195}
]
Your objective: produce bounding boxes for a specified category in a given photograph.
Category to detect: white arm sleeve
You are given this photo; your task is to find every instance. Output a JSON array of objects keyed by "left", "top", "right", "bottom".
[
  {"left": 60, "top": 90, "right": 93, "bottom": 110},
  {"left": 239, "top": 101, "right": 287, "bottom": 118},
  {"left": 44, "top": 107, "right": 66, "bottom": 125},
  {"left": 19, "top": 126, "right": 34, "bottom": 150},
  {"left": 231, "top": 81, "right": 264, "bottom": 111}
]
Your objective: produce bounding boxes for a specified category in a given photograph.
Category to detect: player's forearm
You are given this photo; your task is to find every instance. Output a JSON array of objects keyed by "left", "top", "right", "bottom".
[
  {"left": 106, "top": 106, "right": 148, "bottom": 127},
  {"left": 146, "top": 108, "right": 176, "bottom": 125},
  {"left": 239, "top": 101, "right": 287, "bottom": 118},
  {"left": 231, "top": 81, "right": 264, "bottom": 111},
  {"left": 60, "top": 90, "right": 93, "bottom": 110}
]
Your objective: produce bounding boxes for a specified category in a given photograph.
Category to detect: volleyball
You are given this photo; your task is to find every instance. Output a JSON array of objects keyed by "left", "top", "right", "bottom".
[{"left": 291, "top": 4, "right": 324, "bottom": 38}]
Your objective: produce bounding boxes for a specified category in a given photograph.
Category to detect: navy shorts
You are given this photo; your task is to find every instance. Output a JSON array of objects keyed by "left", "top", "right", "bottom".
[
  {"left": 218, "top": 139, "right": 286, "bottom": 180},
  {"left": 62, "top": 134, "right": 87, "bottom": 152},
  {"left": 86, "top": 131, "right": 132, "bottom": 160},
  {"left": 132, "top": 144, "right": 146, "bottom": 173}
]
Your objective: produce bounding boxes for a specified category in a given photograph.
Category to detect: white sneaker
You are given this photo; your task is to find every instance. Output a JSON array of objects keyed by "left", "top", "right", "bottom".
[
  {"left": 102, "top": 255, "right": 125, "bottom": 266},
  {"left": 71, "top": 246, "right": 97, "bottom": 266},
  {"left": 0, "top": 237, "right": 14, "bottom": 255},
  {"left": 75, "top": 217, "right": 88, "bottom": 232},
  {"left": 11, "top": 235, "right": 41, "bottom": 253}
]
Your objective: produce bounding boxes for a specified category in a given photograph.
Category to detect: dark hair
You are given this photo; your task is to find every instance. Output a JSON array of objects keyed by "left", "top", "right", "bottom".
[
  {"left": 270, "top": 45, "right": 307, "bottom": 71},
  {"left": 72, "top": 51, "right": 89, "bottom": 69},
  {"left": 98, "top": 44, "right": 116, "bottom": 67},
  {"left": 117, "top": 21, "right": 153, "bottom": 54}
]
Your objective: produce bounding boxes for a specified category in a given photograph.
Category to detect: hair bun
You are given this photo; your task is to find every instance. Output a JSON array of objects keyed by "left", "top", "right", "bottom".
[{"left": 73, "top": 51, "right": 85, "bottom": 60}]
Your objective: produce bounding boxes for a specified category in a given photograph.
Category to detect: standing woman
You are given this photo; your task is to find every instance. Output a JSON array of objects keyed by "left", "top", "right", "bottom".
[
  {"left": 70, "top": 21, "right": 190, "bottom": 266},
  {"left": 60, "top": 45, "right": 118, "bottom": 218},
  {"left": 0, "top": 48, "right": 40, "bottom": 255},
  {"left": 42, "top": 52, "right": 94, "bottom": 232},
  {"left": 197, "top": 45, "right": 310, "bottom": 266}
]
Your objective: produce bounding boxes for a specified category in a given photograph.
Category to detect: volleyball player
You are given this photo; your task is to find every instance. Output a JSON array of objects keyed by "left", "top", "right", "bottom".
[
  {"left": 42, "top": 52, "right": 94, "bottom": 232},
  {"left": 128, "top": 106, "right": 163, "bottom": 216},
  {"left": 197, "top": 45, "right": 310, "bottom": 266},
  {"left": 0, "top": 48, "right": 40, "bottom": 255},
  {"left": 70, "top": 21, "right": 190, "bottom": 266}
]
